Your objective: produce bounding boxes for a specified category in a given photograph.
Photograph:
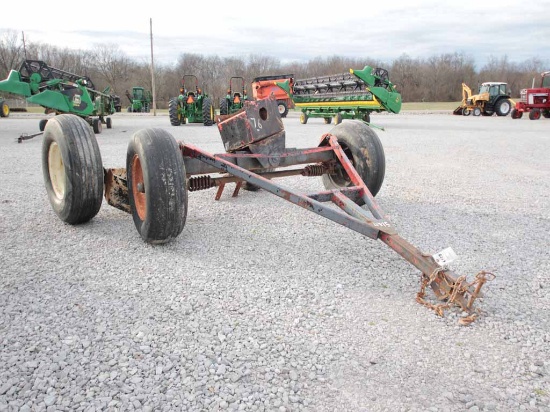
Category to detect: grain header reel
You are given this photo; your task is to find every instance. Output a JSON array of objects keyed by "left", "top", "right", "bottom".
[
  {"left": 276, "top": 66, "right": 402, "bottom": 124},
  {"left": 39, "top": 94, "right": 491, "bottom": 324},
  {"left": 168, "top": 75, "right": 214, "bottom": 126},
  {"left": 0, "top": 60, "right": 118, "bottom": 134}
]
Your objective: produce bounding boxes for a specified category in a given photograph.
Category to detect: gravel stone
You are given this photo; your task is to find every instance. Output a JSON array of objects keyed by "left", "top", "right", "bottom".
[{"left": 0, "top": 112, "right": 548, "bottom": 411}]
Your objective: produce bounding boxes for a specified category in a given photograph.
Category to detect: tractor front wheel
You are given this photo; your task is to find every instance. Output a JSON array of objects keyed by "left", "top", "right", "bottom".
[
  {"left": 42, "top": 114, "right": 104, "bottom": 224},
  {"left": 463, "top": 108, "right": 471, "bottom": 116},
  {"left": 473, "top": 107, "right": 481, "bottom": 116},
  {"left": 126, "top": 128, "right": 187, "bottom": 244},
  {"left": 322, "top": 120, "right": 385, "bottom": 203},
  {"left": 529, "top": 109, "right": 541, "bottom": 120},
  {"left": 168, "top": 97, "right": 182, "bottom": 126},
  {"left": 511, "top": 109, "right": 522, "bottom": 119},
  {"left": 203, "top": 97, "right": 214, "bottom": 126}
]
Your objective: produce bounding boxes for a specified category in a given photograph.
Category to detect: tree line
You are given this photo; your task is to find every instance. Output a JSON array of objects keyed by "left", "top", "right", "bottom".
[{"left": 1, "top": 29, "right": 548, "bottom": 109}]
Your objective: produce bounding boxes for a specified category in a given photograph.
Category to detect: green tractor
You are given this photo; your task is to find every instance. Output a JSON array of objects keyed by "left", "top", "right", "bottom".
[
  {"left": 219, "top": 77, "right": 247, "bottom": 115},
  {"left": 126, "top": 87, "right": 152, "bottom": 113},
  {"left": 0, "top": 60, "right": 117, "bottom": 134},
  {"left": 168, "top": 75, "right": 214, "bottom": 126}
]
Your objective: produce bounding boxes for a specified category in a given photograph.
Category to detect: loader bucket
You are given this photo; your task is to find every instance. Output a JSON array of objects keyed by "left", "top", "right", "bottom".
[
  {"left": 0, "top": 70, "right": 32, "bottom": 97},
  {"left": 453, "top": 106, "right": 464, "bottom": 115}
]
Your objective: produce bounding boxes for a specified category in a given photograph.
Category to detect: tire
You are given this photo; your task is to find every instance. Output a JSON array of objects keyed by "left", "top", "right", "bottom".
[
  {"left": 92, "top": 118, "right": 102, "bottom": 134},
  {"left": 106, "top": 117, "right": 112, "bottom": 129},
  {"left": 473, "top": 107, "right": 481, "bottom": 116},
  {"left": 41, "top": 114, "right": 104, "bottom": 224},
  {"left": 127, "top": 107, "right": 132, "bottom": 113},
  {"left": 322, "top": 120, "right": 385, "bottom": 202},
  {"left": 277, "top": 101, "right": 288, "bottom": 118},
  {"left": 362, "top": 112, "right": 371, "bottom": 123},
  {"left": 168, "top": 97, "right": 181, "bottom": 126},
  {"left": 324, "top": 117, "right": 332, "bottom": 124},
  {"left": 463, "top": 108, "right": 471, "bottom": 116},
  {"left": 511, "top": 109, "right": 520, "bottom": 119},
  {"left": 529, "top": 109, "right": 541, "bottom": 120},
  {"left": 333, "top": 113, "right": 342, "bottom": 125},
  {"left": 39, "top": 119, "right": 48, "bottom": 131},
  {"left": 542, "top": 110, "right": 550, "bottom": 119},
  {"left": 202, "top": 97, "right": 214, "bottom": 126},
  {"left": 0, "top": 100, "right": 9, "bottom": 117},
  {"left": 300, "top": 112, "right": 308, "bottom": 124},
  {"left": 127, "top": 128, "right": 187, "bottom": 244},
  {"left": 219, "top": 98, "right": 229, "bottom": 115},
  {"left": 495, "top": 99, "right": 511, "bottom": 116}
]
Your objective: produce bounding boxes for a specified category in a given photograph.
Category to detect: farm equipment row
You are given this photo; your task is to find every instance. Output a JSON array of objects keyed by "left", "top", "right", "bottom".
[
  {"left": 0, "top": 60, "right": 120, "bottom": 135},
  {"left": 40, "top": 95, "right": 491, "bottom": 324},
  {"left": 275, "top": 66, "right": 402, "bottom": 124}
]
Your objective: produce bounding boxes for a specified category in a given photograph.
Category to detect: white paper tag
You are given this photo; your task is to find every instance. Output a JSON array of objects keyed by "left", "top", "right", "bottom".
[{"left": 433, "top": 247, "right": 458, "bottom": 266}]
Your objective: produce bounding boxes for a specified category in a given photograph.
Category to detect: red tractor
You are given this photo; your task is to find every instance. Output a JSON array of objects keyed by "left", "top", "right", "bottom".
[{"left": 511, "top": 71, "right": 550, "bottom": 120}]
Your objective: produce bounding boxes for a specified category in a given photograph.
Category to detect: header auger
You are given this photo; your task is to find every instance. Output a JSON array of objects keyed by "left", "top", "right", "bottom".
[{"left": 39, "top": 95, "right": 491, "bottom": 323}]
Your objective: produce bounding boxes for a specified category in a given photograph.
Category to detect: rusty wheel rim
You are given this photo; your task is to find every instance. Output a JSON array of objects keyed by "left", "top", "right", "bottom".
[{"left": 131, "top": 154, "right": 146, "bottom": 220}]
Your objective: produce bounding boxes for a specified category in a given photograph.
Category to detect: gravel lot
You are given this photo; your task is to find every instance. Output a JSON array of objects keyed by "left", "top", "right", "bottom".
[{"left": 1, "top": 110, "right": 549, "bottom": 412}]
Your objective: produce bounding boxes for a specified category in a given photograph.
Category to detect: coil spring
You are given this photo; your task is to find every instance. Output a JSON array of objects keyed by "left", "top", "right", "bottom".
[
  {"left": 301, "top": 164, "right": 326, "bottom": 177},
  {"left": 188, "top": 175, "right": 215, "bottom": 191}
]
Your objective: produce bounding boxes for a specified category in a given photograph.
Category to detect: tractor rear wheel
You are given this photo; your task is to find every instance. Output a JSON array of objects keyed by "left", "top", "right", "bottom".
[
  {"left": 169, "top": 97, "right": 182, "bottom": 126},
  {"left": 0, "top": 100, "right": 9, "bottom": 117},
  {"left": 495, "top": 99, "right": 512, "bottom": 116},
  {"left": 203, "top": 97, "right": 214, "bottom": 126},
  {"left": 127, "top": 128, "right": 187, "bottom": 244},
  {"left": 277, "top": 101, "right": 289, "bottom": 118},
  {"left": 219, "top": 98, "right": 229, "bottom": 115},
  {"left": 529, "top": 109, "right": 541, "bottom": 120},
  {"left": 42, "top": 114, "right": 104, "bottom": 225},
  {"left": 322, "top": 120, "right": 385, "bottom": 203}
]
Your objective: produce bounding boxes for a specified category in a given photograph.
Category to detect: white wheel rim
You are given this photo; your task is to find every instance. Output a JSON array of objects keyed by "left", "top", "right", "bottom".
[
  {"left": 278, "top": 105, "right": 284, "bottom": 114},
  {"left": 48, "top": 142, "right": 66, "bottom": 200}
]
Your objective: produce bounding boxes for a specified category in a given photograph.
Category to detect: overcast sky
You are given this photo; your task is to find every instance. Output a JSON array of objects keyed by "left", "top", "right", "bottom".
[{"left": 1, "top": 0, "right": 548, "bottom": 69}]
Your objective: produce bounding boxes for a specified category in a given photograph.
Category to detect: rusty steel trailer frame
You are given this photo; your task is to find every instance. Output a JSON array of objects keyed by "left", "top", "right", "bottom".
[{"left": 35, "top": 93, "right": 490, "bottom": 323}]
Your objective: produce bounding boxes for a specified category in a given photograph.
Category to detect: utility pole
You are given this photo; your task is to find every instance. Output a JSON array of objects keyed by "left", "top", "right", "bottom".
[
  {"left": 22, "top": 31, "right": 27, "bottom": 59},
  {"left": 150, "top": 18, "right": 156, "bottom": 116}
]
